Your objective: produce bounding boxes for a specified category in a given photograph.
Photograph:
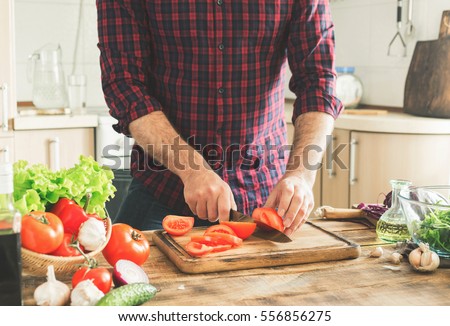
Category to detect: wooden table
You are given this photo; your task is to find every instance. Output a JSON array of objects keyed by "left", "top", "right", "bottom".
[{"left": 22, "top": 220, "right": 450, "bottom": 306}]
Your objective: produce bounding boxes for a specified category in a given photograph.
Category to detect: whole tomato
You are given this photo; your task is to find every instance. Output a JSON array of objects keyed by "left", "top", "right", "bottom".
[
  {"left": 72, "top": 266, "right": 112, "bottom": 294},
  {"left": 50, "top": 233, "right": 84, "bottom": 257},
  {"left": 21, "top": 211, "right": 64, "bottom": 254},
  {"left": 102, "top": 223, "right": 150, "bottom": 267}
]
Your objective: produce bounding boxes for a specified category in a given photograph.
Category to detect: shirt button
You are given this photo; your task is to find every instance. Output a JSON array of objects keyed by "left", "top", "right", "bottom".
[
  {"left": 218, "top": 87, "right": 224, "bottom": 94},
  {"left": 217, "top": 0, "right": 223, "bottom": 6},
  {"left": 218, "top": 43, "right": 224, "bottom": 51}
]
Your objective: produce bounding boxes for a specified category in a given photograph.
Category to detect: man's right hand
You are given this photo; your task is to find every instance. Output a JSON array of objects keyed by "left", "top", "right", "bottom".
[{"left": 182, "top": 170, "right": 237, "bottom": 223}]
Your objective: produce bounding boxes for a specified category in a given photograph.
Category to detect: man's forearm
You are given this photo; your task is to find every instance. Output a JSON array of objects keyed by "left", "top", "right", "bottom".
[
  {"left": 129, "top": 111, "right": 210, "bottom": 182},
  {"left": 286, "top": 112, "right": 335, "bottom": 186}
]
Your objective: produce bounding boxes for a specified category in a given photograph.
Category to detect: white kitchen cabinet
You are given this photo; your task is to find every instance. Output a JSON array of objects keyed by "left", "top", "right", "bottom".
[
  {"left": 347, "top": 131, "right": 450, "bottom": 206},
  {"left": 320, "top": 125, "right": 450, "bottom": 209},
  {"left": 0, "top": 133, "right": 15, "bottom": 162},
  {"left": 0, "top": 0, "right": 17, "bottom": 132},
  {"left": 14, "top": 128, "right": 94, "bottom": 170}
]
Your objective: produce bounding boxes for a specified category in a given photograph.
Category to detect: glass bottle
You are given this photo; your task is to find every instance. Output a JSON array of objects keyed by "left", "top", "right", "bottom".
[
  {"left": 0, "top": 147, "right": 23, "bottom": 305},
  {"left": 335, "top": 66, "right": 364, "bottom": 109},
  {"left": 376, "top": 179, "right": 412, "bottom": 243}
]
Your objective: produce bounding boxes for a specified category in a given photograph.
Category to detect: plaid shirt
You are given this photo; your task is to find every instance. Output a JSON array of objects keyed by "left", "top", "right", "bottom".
[{"left": 97, "top": 0, "right": 342, "bottom": 216}]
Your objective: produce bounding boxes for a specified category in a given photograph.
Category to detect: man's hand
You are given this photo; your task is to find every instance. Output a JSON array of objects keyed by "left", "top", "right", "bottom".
[
  {"left": 264, "top": 173, "right": 314, "bottom": 236},
  {"left": 182, "top": 170, "right": 237, "bottom": 223},
  {"left": 266, "top": 111, "right": 335, "bottom": 236}
]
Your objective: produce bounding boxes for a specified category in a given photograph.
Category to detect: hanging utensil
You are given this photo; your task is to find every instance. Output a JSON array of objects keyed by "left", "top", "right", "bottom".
[
  {"left": 405, "top": 0, "right": 415, "bottom": 37},
  {"left": 388, "top": 0, "right": 407, "bottom": 57}
]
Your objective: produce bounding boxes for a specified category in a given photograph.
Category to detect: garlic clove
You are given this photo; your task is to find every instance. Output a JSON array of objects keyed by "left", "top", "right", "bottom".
[
  {"left": 369, "top": 246, "right": 384, "bottom": 258},
  {"left": 390, "top": 252, "right": 403, "bottom": 265}
]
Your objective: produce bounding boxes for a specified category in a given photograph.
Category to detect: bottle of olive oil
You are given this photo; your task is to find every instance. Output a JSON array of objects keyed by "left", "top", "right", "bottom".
[
  {"left": 376, "top": 179, "right": 411, "bottom": 243},
  {"left": 0, "top": 148, "right": 23, "bottom": 306}
]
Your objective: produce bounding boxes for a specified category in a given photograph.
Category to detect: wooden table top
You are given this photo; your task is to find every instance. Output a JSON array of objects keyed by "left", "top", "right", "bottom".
[{"left": 22, "top": 219, "right": 450, "bottom": 306}]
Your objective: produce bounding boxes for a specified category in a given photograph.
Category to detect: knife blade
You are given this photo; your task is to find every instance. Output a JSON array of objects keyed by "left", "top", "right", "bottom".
[{"left": 229, "top": 209, "right": 292, "bottom": 243}]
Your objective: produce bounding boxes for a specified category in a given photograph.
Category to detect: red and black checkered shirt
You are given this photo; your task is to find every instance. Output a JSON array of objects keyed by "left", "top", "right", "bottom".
[{"left": 97, "top": 0, "right": 343, "bottom": 216}]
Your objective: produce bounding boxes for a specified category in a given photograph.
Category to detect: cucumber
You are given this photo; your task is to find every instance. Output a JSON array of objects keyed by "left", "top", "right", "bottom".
[{"left": 96, "top": 283, "right": 157, "bottom": 306}]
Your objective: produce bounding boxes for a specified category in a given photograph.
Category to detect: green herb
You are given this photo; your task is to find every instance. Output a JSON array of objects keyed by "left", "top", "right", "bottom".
[
  {"left": 13, "top": 155, "right": 116, "bottom": 218},
  {"left": 416, "top": 208, "right": 450, "bottom": 253}
]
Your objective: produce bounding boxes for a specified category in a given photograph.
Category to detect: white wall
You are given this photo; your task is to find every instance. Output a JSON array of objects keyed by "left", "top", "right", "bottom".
[
  {"left": 15, "top": 0, "right": 450, "bottom": 109},
  {"left": 15, "top": 0, "right": 106, "bottom": 107},
  {"left": 329, "top": 0, "right": 450, "bottom": 107}
]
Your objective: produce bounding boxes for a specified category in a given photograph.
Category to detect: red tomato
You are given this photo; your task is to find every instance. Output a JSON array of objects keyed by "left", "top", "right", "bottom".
[
  {"left": 51, "top": 198, "right": 89, "bottom": 235},
  {"left": 162, "top": 215, "right": 194, "bottom": 236},
  {"left": 252, "top": 207, "right": 285, "bottom": 232},
  {"left": 50, "top": 233, "right": 84, "bottom": 257},
  {"left": 210, "top": 244, "right": 233, "bottom": 253},
  {"left": 192, "top": 233, "right": 243, "bottom": 247},
  {"left": 219, "top": 221, "right": 257, "bottom": 240},
  {"left": 185, "top": 241, "right": 213, "bottom": 257},
  {"left": 204, "top": 224, "right": 236, "bottom": 236},
  {"left": 72, "top": 266, "right": 112, "bottom": 294},
  {"left": 102, "top": 223, "right": 150, "bottom": 267},
  {"left": 21, "top": 211, "right": 64, "bottom": 254}
]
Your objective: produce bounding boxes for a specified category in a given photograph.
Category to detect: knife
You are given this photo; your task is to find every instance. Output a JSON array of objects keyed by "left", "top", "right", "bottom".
[{"left": 229, "top": 209, "right": 292, "bottom": 243}]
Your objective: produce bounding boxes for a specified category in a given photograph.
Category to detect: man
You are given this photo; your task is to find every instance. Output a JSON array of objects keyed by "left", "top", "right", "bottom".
[{"left": 97, "top": 0, "right": 343, "bottom": 235}]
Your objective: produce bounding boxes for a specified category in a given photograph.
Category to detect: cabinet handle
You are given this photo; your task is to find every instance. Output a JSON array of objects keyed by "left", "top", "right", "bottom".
[
  {"left": 349, "top": 138, "right": 358, "bottom": 185},
  {"left": 326, "top": 136, "right": 337, "bottom": 178},
  {"left": 1, "top": 83, "right": 8, "bottom": 132},
  {"left": 49, "top": 137, "right": 60, "bottom": 171},
  {"left": 0, "top": 146, "right": 9, "bottom": 162}
]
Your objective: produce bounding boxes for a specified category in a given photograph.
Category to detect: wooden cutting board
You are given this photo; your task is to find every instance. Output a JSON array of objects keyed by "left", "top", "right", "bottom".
[
  {"left": 404, "top": 11, "right": 450, "bottom": 118},
  {"left": 152, "top": 221, "right": 361, "bottom": 274}
]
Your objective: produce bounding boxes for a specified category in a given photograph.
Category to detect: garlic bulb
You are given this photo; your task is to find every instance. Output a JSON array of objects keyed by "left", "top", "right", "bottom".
[
  {"left": 34, "top": 265, "right": 70, "bottom": 306},
  {"left": 70, "top": 279, "right": 104, "bottom": 306},
  {"left": 408, "top": 242, "right": 440, "bottom": 272},
  {"left": 369, "top": 246, "right": 384, "bottom": 258},
  {"left": 78, "top": 217, "right": 107, "bottom": 251}
]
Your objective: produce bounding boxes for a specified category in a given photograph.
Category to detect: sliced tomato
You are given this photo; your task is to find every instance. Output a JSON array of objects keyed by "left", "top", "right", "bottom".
[
  {"left": 252, "top": 207, "right": 284, "bottom": 232},
  {"left": 162, "top": 215, "right": 195, "bottom": 236},
  {"left": 185, "top": 241, "right": 214, "bottom": 257},
  {"left": 204, "top": 224, "right": 236, "bottom": 236},
  {"left": 219, "top": 221, "right": 256, "bottom": 240},
  {"left": 200, "top": 232, "right": 242, "bottom": 247},
  {"left": 210, "top": 244, "right": 233, "bottom": 253}
]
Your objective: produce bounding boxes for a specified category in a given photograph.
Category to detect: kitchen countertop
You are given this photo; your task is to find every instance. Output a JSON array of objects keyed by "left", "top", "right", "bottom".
[
  {"left": 285, "top": 100, "right": 450, "bottom": 134},
  {"left": 12, "top": 106, "right": 105, "bottom": 130},
  {"left": 21, "top": 220, "right": 450, "bottom": 306}
]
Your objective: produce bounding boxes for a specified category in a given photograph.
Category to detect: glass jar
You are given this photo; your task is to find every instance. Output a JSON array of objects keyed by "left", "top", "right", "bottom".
[
  {"left": 335, "top": 66, "right": 363, "bottom": 109},
  {"left": 376, "top": 179, "right": 412, "bottom": 243}
]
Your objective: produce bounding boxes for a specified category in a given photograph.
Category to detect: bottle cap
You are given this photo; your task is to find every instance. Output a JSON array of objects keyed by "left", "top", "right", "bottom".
[{"left": 336, "top": 66, "right": 355, "bottom": 74}]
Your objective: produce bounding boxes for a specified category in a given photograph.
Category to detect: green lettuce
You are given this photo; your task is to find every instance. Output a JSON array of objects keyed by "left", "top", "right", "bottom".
[{"left": 13, "top": 155, "right": 116, "bottom": 218}]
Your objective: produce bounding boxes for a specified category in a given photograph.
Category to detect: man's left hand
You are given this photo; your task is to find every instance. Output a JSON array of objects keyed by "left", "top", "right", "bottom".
[{"left": 264, "top": 173, "right": 314, "bottom": 236}]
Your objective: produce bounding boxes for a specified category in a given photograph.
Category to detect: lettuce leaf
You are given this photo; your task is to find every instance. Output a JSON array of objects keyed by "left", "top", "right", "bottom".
[{"left": 13, "top": 155, "right": 116, "bottom": 218}]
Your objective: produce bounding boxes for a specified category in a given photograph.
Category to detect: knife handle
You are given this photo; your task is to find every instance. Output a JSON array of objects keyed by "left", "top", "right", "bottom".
[{"left": 314, "top": 206, "right": 366, "bottom": 219}]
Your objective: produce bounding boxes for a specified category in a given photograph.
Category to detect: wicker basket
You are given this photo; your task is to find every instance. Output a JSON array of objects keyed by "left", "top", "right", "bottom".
[{"left": 21, "top": 217, "right": 112, "bottom": 277}]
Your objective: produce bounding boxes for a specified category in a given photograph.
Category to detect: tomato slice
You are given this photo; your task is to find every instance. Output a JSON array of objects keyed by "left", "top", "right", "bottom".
[
  {"left": 252, "top": 207, "right": 285, "bottom": 232},
  {"left": 194, "top": 233, "right": 243, "bottom": 247},
  {"left": 162, "top": 215, "right": 195, "bottom": 236},
  {"left": 185, "top": 241, "right": 214, "bottom": 257},
  {"left": 210, "top": 244, "right": 233, "bottom": 253},
  {"left": 204, "top": 224, "right": 236, "bottom": 236},
  {"left": 219, "top": 221, "right": 257, "bottom": 240}
]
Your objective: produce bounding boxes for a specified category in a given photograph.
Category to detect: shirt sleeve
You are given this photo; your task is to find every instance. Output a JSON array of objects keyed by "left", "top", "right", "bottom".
[
  {"left": 287, "top": 0, "right": 343, "bottom": 124},
  {"left": 97, "top": 0, "right": 162, "bottom": 136}
]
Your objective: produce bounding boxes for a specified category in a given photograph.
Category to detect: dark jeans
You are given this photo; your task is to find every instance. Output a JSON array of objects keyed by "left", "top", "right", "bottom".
[{"left": 114, "top": 178, "right": 214, "bottom": 231}]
